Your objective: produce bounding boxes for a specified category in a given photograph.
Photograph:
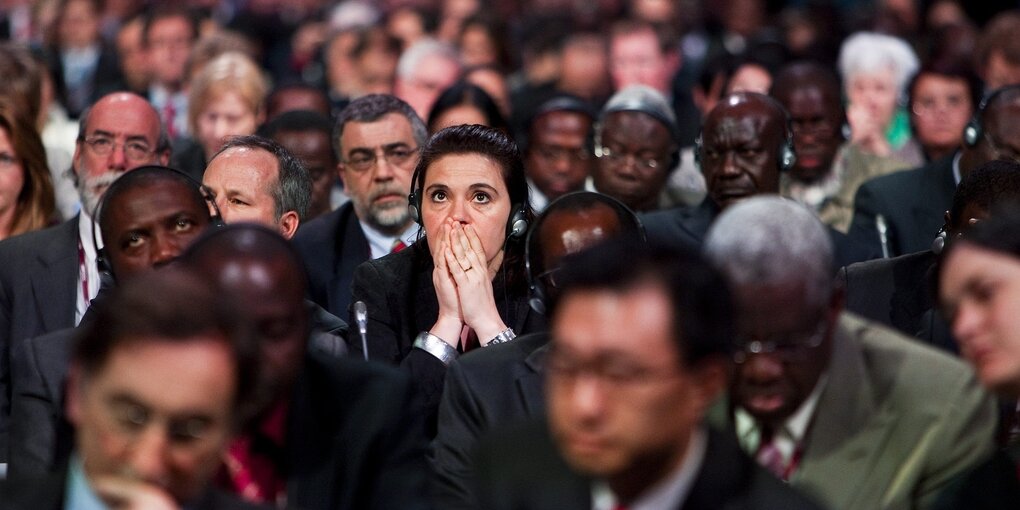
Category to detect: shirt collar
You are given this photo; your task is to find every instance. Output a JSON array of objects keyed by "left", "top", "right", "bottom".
[
  {"left": 64, "top": 455, "right": 107, "bottom": 510},
  {"left": 592, "top": 427, "right": 708, "bottom": 510},
  {"left": 359, "top": 220, "right": 417, "bottom": 260},
  {"left": 735, "top": 374, "right": 828, "bottom": 452}
]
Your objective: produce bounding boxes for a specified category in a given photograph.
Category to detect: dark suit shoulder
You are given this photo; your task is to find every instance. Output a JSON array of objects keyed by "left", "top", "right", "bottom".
[
  {"left": 454, "top": 332, "right": 548, "bottom": 373},
  {"left": 293, "top": 202, "right": 353, "bottom": 248},
  {"left": 641, "top": 200, "right": 716, "bottom": 253},
  {"left": 0, "top": 217, "right": 77, "bottom": 259}
]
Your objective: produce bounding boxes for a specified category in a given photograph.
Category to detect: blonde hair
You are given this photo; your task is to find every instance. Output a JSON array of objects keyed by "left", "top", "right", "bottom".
[{"left": 187, "top": 52, "right": 269, "bottom": 134}]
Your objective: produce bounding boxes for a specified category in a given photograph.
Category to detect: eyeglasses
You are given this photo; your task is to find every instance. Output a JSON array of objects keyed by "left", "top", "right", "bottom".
[
  {"left": 911, "top": 95, "right": 969, "bottom": 117},
  {"left": 343, "top": 145, "right": 419, "bottom": 173},
  {"left": 532, "top": 144, "right": 591, "bottom": 163},
  {"left": 732, "top": 320, "right": 828, "bottom": 364},
  {"left": 545, "top": 348, "right": 679, "bottom": 388},
  {"left": 596, "top": 146, "right": 665, "bottom": 170},
  {"left": 83, "top": 136, "right": 155, "bottom": 162},
  {"left": 107, "top": 398, "right": 216, "bottom": 447}
]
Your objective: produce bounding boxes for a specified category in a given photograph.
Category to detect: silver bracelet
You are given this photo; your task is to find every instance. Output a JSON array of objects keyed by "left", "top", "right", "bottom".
[
  {"left": 485, "top": 328, "right": 516, "bottom": 347},
  {"left": 413, "top": 331, "right": 459, "bottom": 365}
]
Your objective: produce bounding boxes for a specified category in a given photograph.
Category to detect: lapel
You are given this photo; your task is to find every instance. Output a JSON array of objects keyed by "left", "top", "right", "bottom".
[
  {"left": 327, "top": 205, "right": 370, "bottom": 317},
  {"left": 518, "top": 343, "right": 548, "bottom": 417},
  {"left": 31, "top": 217, "right": 80, "bottom": 333},
  {"left": 676, "top": 200, "right": 718, "bottom": 245},
  {"left": 682, "top": 429, "right": 753, "bottom": 510},
  {"left": 794, "top": 315, "right": 896, "bottom": 509}
]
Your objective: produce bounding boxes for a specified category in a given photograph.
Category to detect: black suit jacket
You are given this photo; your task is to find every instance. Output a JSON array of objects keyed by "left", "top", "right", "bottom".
[
  {"left": 350, "top": 244, "right": 546, "bottom": 436},
  {"left": 293, "top": 203, "right": 370, "bottom": 320},
  {"left": 839, "top": 250, "right": 957, "bottom": 353},
  {"left": 0, "top": 217, "right": 79, "bottom": 462},
  {"left": 848, "top": 155, "right": 956, "bottom": 257},
  {"left": 473, "top": 422, "right": 825, "bottom": 510},
  {"left": 430, "top": 333, "right": 548, "bottom": 509},
  {"left": 44, "top": 43, "right": 126, "bottom": 118}
]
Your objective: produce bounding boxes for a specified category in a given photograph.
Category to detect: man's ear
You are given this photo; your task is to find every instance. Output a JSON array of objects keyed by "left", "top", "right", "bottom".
[
  {"left": 336, "top": 162, "right": 346, "bottom": 187},
  {"left": 691, "top": 356, "right": 729, "bottom": 415},
  {"left": 279, "top": 210, "right": 300, "bottom": 239},
  {"left": 158, "top": 148, "right": 171, "bottom": 166}
]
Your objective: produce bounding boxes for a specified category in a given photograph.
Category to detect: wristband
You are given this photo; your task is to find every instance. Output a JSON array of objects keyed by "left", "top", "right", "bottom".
[
  {"left": 414, "top": 331, "right": 459, "bottom": 365},
  {"left": 485, "top": 328, "right": 516, "bottom": 347}
]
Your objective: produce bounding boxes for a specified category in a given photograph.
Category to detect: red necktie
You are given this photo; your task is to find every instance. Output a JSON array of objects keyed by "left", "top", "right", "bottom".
[
  {"left": 391, "top": 240, "right": 407, "bottom": 253},
  {"left": 163, "top": 100, "right": 177, "bottom": 139}
]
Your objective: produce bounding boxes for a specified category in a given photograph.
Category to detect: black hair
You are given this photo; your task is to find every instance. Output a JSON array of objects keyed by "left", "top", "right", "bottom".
[
  {"left": 548, "top": 239, "right": 735, "bottom": 364},
  {"left": 259, "top": 109, "right": 334, "bottom": 139},
  {"left": 426, "top": 81, "right": 508, "bottom": 134},
  {"left": 333, "top": 94, "right": 427, "bottom": 160},
  {"left": 949, "top": 160, "right": 1020, "bottom": 229}
]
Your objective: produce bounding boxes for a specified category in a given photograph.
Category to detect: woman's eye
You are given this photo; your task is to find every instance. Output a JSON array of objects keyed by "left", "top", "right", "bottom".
[
  {"left": 472, "top": 192, "right": 490, "bottom": 203},
  {"left": 431, "top": 190, "right": 447, "bottom": 202}
]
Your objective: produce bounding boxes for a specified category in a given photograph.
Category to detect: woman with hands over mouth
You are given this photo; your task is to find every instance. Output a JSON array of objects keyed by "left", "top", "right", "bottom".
[{"left": 349, "top": 124, "right": 543, "bottom": 436}]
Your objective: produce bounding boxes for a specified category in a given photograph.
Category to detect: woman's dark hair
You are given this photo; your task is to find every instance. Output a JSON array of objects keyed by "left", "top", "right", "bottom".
[
  {"left": 426, "top": 81, "right": 508, "bottom": 134},
  {"left": 907, "top": 60, "right": 982, "bottom": 123},
  {"left": 0, "top": 102, "right": 54, "bottom": 236},
  {"left": 411, "top": 124, "right": 534, "bottom": 294}
]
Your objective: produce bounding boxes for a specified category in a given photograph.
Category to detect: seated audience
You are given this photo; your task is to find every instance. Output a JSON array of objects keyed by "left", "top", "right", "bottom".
[
  {"left": 521, "top": 96, "right": 596, "bottom": 212},
  {"left": 472, "top": 240, "right": 823, "bottom": 510},
  {"left": 907, "top": 62, "right": 980, "bottom": 163},
  {"left": 259, "top": 110, "right": 339, "bottom": 221},
  {"left": 704, "top": 196, "right": 996, "bottom": 510}
]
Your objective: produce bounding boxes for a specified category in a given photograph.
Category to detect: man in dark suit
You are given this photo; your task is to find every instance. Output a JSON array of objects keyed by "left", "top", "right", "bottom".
[
  {"left": 4, "top": 267, "right": 266, "bottom": 510},
  {"left": 184, "top": 225, "right": 430, "bottom": 510},
  {"left": 0, "top": 91, "right": 168, "bottom": 465},
  {"left": 292, "top": 95, "right": 425, "bottom": 320},
  {"left": 473, "top": 241, "right": 823, "bottom": 510},
  {"left": 848, "top": 85, "right": 1020, "bottom": 257},
  {"left": 841, "top": 160, "right": 1020, "bottom": 353},
  {"left": 703, "top": 196, "right": 996, "bottom": 510},
  {"left": 8, "top": 166, "right": 216, "bottom": 478},
  {"left": 431, "top": 192, "right": 644, "bottom": 509}
]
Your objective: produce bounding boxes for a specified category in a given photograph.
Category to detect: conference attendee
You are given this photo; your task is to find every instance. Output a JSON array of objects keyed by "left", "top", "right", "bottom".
[
  {"left": 431, "top": 191, "right": 644, "bottom": 510},
  {"left": 3, "top": 268, "right": 266, "bottom": 510},
  {"left": 703, "top": 196, "right": 996, "bottom": 510},
  {"left": 264, "top": 83, "right": 331, "bottom": 121},
  {"left": 0, "top": 106, "right": 55, "bottom": 241},
  {"left": 907, "top": 62, "right": 980, "bottom": 163},
  {"left": 44, "top": 0, "right": 124, "bottom": 118},
  {"left": 8, "top": 165, "right": 217, "bottom": 478},
  {"left": 426, "top": 81, "right": 507, "bottom": 134},
  {"left": 260, "top": 110, "right": 338, "bottom": 221},
  {"left": 292, "top": 94, "right": 424, "bottom": 320},
  {"left": 183, "top": 225, "right": 430, "bottom": 510},
  {"left": 350, "top": 124, "right": 543, "bottom": 435},
  {"left": 936, "top": 206, "right": 1020, "bottom": 508},
  {"left": 838, "top": 32, "right": 921, "bottom": 167},
  {"left": 522, "top": 96, "right": 596, "bottom": 212},
  {"left": 172, "top": 52, "right": 269, "bottom": 181},
  {"left": 849, "top": 85, "right": 1020, "bottom": 257},
  {"left": 394, "top": 39, "right": 462, "bottom": 120},
  {"left": 144, "top": 5, "right": 198, "bottom": 141},
  {"left": 841, "top": 160, "right": 1020, "bottom": 353},
  {"left": 975, "top": 11, "right": 1020, "bottom": 91},
  {"left": 591, "top": 85, "right": 679, "bottom": 213},
  {"left": 773, "top": 62, "right": 906, "bottom": 232},
  {"left": 203, "top": 135, "right": 310, "bottom": 240},
  {"left": 0, "top": 92, "right": 167, "bottom": 464},
  {"left": 472, "top": 241, "right": 823, "bottom": 510}
]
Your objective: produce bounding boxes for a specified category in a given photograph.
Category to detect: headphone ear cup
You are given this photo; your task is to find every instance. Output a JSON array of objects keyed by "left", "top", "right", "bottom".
[
  {"left": 780, "top": 141, "right": 796, "bottom": 172},
  {"left": 694, "top": 135, "right": 702, "bottom": 170},
  {"left": 506, "top": 205, "right": 528, "bottom": 239},
  {"left": 407, "top": 191, "right": 422, "bottom": 225},
  {"left": 963, "top": 120, "right": 980, "bottom": 148},
  {"left": 931, "top": 228, "right": 949, "bottom": 254}
]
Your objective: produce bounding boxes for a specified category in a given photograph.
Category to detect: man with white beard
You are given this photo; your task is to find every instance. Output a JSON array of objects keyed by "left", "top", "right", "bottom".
[
  {"left": 0, "top": 91, "right": 167, "bottom": 469},
  {"left": 293, "top": 94, "right": 425, "bottom": 319}
]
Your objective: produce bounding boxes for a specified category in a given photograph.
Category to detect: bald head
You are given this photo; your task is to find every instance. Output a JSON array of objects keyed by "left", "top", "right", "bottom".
[
  {"left": 771, "top": 63, "right": 844, "bottom": 182},
  {"left": 700, "top": 93, "right": 789, "bottom": 209}
]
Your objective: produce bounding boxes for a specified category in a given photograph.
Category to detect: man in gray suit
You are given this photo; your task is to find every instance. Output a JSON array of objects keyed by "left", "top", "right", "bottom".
[{"left": 704, "top": 196, "right": 997, "bottom": 510}]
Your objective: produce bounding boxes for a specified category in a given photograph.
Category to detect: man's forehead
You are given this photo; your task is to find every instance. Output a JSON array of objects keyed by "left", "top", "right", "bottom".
[{"left": 341, "top": 115, "right": 415, "bottom": 146}]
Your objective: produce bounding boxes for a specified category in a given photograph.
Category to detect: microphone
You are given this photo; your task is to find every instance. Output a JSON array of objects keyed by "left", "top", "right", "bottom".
[
  {"left": 875, "top": 214, "right": 890, "bottom": 259},
  {"left": 354, "top": 301, "right": 369, "bottom": 361}
]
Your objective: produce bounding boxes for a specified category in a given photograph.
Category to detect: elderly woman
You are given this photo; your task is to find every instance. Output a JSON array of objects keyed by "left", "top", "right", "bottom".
[
  {"left": 171, "top": 52, "right": 269, "bottom": 180},
  {"left": 839, "top": 32, "right": 922, "bottom": 168}
]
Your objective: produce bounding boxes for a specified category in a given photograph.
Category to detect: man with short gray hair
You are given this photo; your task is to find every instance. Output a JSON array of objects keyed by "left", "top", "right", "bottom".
[
  {"left": 292, "top": 94, "right": 426, "bottom": 319},
  {"left": 703, "top": 196, "right": 996, "bottom": 510}
]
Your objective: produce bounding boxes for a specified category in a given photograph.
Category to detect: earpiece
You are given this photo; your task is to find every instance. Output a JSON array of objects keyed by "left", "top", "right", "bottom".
[
  {"left": 963, "top": 85, "right": 1020, "bottom": 148},
  {"left": 506, "top": 204, "right": 528, "bottom": 239},
  {"left": 693, "top": 95, "right": 796, "bottom": 173},
  {"left": 931, "top": 226, "right": 949, "bottom": 254}
]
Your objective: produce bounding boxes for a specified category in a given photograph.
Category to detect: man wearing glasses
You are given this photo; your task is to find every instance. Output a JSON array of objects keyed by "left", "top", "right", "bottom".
[
  {"left": 293, "top": 94, "right": 425, "bottom": 320},
  {"left": 704, "top": 196, "right": 996, "bottom": 510},
  {"left": 522, "top": 96, "right": 596, "bottom": 212},
  {"left": 0, "top": 91, "right": 167, "bottom": 468}
]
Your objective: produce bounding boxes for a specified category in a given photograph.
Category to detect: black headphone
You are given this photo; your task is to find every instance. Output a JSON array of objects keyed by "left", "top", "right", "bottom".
[
  {"left": 407, "top": 161, "right": 529, "bottom": 240},
  {"left": 694, "top": 95, "right": 797, "bottom": 173},
  {"left": 963, "top": 85, "right": 1020, "bottom": 147},
  {"left": 524, "top": 192, "right": 645, "bottom": 314},
  {"left": 92, "top": 166, "right": 224, "bottom": 277}
]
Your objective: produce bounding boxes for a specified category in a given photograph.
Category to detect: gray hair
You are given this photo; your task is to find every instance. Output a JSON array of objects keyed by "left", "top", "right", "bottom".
[
  {"left": 396, "top": 38, "right": 461, "bottom": 80},
  {"left": 703, "top": 196, "right": 833, "bottom": 307},
  {"left": 597, "top": 84, "right": 678, "bottom": 141},
  {"left": 215, "top": 135, "right": 311, "bottom": 221},
  {"left": 333, "top": 94, "right": 428, "bottom": 159},
  {"left": 838, "top": 32, "right": 919, "bottom": 97}
]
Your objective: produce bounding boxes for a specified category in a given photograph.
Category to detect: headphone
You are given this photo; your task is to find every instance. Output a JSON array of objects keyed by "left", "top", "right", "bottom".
[
  {"left": 407, "top": 161, "right": 529, "bottom": 241},
  {"left": 524, "top": 192, "right": 645, "bottom": 314},
  {"left": 963, "top": 85, "right": 1020, "bottom": 147},
  {"left": 694, "top": 94, "right": 797, "bottom": 173},
  {"left": 92, "top": 166, "right": 224, "bottom": 277}
]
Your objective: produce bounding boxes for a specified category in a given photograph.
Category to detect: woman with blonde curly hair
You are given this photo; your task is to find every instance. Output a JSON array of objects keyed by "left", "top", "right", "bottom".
[{"left": 0, "top": 104, "right": 55, "bottom": 239}]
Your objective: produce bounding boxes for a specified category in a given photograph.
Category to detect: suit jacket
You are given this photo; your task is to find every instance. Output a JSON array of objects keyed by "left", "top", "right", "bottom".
[
  {"left": 0, "top": 217, "right": 79, "bottom": 461},
  {"left": 642, "top": 198, "right": 878, "bottom": 268},
  {"left": 293, "top": 203, "right": 369, "bottom": 320},
  {"left": 473, "top": 421, "right": 825, "bottom": 510},
  {"left": 931, "top": 446, "right": 1020, "bottom": 510},
  {"left": 0, "top": 464, "right": 270, "bottom": 510},
  {"left": 430, "top": 333, "right": 549, "bottom": 509},
  {"left": 761, "top": 313, "right": 996, "bottom": 510},
  {"left": 848, "top": 155, "right": 956, "bottom": 257},
  {"left": 350, "top": 244, "right": 546, "bottom": 436},
  {"left": 839, "top": 250, "right": 957, "bottom": 353},
  {"left": 44, "top": 43, "right": 125, "bottom": 118}
]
